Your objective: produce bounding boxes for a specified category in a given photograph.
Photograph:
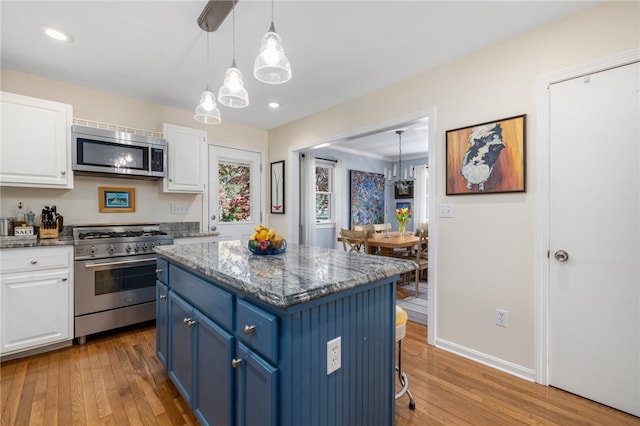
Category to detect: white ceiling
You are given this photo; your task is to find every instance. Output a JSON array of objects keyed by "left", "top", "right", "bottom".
[{"left": 1, "top": 1, "right": 598, "bottom": 156}]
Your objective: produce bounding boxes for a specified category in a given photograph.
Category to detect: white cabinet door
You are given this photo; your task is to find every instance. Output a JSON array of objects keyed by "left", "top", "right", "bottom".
[
  {"left": 0, "top": 92, "right": 73, "bottom": 188},
  {"left": 163, "top": 123, "right": 207, "bottom": 193},
  {"left": 0, "top": 246, "right": 74, "bottom": 355}
]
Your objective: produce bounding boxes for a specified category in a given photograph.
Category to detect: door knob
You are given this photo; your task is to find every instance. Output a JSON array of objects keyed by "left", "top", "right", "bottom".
[{"left": 554, "top": 250, "right": 569, "bottom": 262}]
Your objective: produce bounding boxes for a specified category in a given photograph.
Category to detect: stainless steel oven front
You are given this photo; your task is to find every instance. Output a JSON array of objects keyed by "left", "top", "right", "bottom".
[{"left": 74, "top": 253, "right": 158, "bottom": 343}]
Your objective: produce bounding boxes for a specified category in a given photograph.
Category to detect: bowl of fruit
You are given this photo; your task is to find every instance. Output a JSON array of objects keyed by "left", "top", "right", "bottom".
[{"left": 248, "top": 225, "right": 286, "bottom": 255}]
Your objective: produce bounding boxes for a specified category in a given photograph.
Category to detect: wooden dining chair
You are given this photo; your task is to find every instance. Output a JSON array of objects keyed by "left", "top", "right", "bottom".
[
  {"left": 373, "top": 223, "right": 391, "bottom": 233},
  {"left": 340, "top": 228, "right": 369, "bottom": 253},
  {"left": 411, "top": 229, "right": 429, "bottom": 297},
  {"left": 353, "top": 224, "right": 374, "bottom": 233}
]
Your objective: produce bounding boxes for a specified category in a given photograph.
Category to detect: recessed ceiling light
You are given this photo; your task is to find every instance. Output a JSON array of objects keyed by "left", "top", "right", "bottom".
[
  {"left": 43, "top": 26, "right": 74, "bottom": 42},
  {"left": 268, "top": 101, "right": 280, "bottom": 109}
]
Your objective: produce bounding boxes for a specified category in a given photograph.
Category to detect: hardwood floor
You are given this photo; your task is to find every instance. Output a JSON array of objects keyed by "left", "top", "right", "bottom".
[{"left": 1, "top": 321, "right": 638, "bottom": 425}]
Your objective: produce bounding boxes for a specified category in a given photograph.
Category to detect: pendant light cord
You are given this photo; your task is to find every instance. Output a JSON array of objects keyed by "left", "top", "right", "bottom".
[
  {"left": 206, "top": 30, "right": 211, "bottom": 89},
  {"left": 232, "top": 0, "right": 236, "bottom": 60}
]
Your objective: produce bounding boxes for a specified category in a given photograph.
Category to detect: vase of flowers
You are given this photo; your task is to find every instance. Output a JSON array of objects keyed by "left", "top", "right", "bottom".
[{"left": 395, "top": 206, "right": 412, "bottom": 236}]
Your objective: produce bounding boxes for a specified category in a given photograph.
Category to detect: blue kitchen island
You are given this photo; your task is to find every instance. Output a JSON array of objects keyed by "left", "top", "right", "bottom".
[{"left": 154, "top": 240, "right": 414, "bottom": 426}]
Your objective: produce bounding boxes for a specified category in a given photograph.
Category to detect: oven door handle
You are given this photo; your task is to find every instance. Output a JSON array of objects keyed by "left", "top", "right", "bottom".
[{"left": 83, "top": 258, "right": 157, "bottom": 268}]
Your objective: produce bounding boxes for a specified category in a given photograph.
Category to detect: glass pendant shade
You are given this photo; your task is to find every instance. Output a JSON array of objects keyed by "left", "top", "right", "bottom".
[
  {"left": 254, "top": 22, "right": 291, "bottom": 84},
  {"left": 218, "top": 60, "right": 249, "bottom": 108},
  {"left": 194, "top": 89, "right": 221, "bottom": 124}
]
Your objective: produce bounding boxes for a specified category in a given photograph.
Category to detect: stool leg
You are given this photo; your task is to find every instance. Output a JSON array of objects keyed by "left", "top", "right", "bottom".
[{"left": 396, "top": 339, "right": 416, "bottom": 410}]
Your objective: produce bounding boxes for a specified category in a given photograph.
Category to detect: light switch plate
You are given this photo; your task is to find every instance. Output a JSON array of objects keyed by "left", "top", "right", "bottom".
[{"left": 439, "top": 204, "right": 454, "bottom": 218}]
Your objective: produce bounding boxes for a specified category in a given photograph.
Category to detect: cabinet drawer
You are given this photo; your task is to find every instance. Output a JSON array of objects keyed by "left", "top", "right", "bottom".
[
  {"left": 170, "top": 264, "right": 232, "bottom": 330},
  {"left": 236, "top": 299, "right": 278, "bottom": 364},
  {"left": 1, "top": 246, "right": 71, "bottom": 274}
]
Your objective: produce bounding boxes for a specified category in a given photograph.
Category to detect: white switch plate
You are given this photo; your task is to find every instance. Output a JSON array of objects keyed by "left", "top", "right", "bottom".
[
  {"left": 170, "top": 203, "right": 189, "bottom": 214},
  {"left": 439, "top": 204, "right": 454, "bottom": 218}
]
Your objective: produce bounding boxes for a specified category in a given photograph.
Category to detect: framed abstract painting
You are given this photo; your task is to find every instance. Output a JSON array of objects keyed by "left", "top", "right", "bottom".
[{"left": 350, "top": 170, "right": 385, "bottom": 227}]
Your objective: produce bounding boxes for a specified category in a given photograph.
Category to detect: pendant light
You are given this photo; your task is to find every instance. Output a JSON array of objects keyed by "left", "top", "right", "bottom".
[
  {"left": 194, "top": 29, "right": 221, "bottom": 124},
  {"left": 385, "top": 130, "right": 414, "bottom": 185},
  {"left": 254, "top": 0, "right": 291, "bottom": 84},
  {"left": 218, "top": 0, "right": 249, "bottom": 108}
]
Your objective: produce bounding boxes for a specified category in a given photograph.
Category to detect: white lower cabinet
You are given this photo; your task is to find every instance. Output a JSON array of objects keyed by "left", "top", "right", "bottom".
[{"left": 0, "top": 246, "right": 74, "bottom": 357}]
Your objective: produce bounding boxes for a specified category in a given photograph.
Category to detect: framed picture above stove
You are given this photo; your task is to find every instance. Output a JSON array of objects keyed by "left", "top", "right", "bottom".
[{"left": 99, "top": 186, "right": 136, "bottom": 213}]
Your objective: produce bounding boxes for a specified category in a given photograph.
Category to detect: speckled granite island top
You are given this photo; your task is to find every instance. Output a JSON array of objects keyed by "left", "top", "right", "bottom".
[{"left": 154, "top": 239, "right": 414, "bottom": 309}]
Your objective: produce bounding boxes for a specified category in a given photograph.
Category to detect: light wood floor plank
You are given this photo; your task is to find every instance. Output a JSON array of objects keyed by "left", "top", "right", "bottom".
[{"left": 1, "top": 321, "right": 639, "bottom": 425}]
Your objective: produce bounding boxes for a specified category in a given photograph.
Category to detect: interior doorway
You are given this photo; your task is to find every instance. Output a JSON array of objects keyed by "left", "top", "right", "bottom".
[{"left": 287, "top": 108, "right": 438, "bottom": 345}]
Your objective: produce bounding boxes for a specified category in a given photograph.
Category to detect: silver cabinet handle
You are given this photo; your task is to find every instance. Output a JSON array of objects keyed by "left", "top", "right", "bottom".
[
  {"left": 61, "top": 277, "right": 68, "bottom": 282},
  {"left": 210, "top": 214, "right": 216, "bottom": 220},
  {"left": 30, "top": 260, "right": 38, "bottom": 265},
  {"left": 554, "top": 250, "right": 569, "bottom": 262},
  {"left": 243, "top": 325, "right": 256, "bottom": 335},
  {"left": 183, "top": 317, "right": 196, "bottom": 327},
  {"left": 155, "top": 268, "right": 163, "bottom": 274},
  {"left": 231, "top": 358, "right": 243, "bottom": 368},
  {"left": 61, "top": 171, "right": 66, "bottom": 175},
  {"left": 159, "top": 294, "right": 167, "bottom": 300}
]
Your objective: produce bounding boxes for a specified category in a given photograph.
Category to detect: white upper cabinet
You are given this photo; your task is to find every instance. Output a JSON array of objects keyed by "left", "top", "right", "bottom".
[
  {"left": 0, "top": 92, "right": 73, "bottom": 188},
  {"left": 163, "top": 123, "right": 207, "bottom": 193}
]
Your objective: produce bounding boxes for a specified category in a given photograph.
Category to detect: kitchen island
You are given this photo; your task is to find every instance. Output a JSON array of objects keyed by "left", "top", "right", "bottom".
[{"left": 154, "top": 240, "right": 414, "bottom": 426}]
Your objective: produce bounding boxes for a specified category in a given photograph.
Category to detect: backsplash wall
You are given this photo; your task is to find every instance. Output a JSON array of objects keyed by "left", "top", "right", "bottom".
[{"left": 0, "top": 174, "right": 201, "bottom": 226}]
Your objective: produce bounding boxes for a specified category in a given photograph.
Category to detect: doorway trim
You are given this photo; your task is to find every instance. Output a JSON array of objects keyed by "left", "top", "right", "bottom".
[
  {"left": 535, "top": 49, "right": 639, "bottom": 385},
  {"left": 287, "top": 106, "right": 438, "bottom": 345}
]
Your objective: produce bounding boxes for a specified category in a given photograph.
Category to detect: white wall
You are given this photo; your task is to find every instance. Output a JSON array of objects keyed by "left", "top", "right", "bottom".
[
  {"left": 267, "top": 2, "right": 640, "bottom": 374},
  {"left": 0, "top": 70, "right": 268, "bottom": 225}
]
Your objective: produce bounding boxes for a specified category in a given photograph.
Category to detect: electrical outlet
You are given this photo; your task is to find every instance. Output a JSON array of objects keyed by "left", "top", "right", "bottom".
[
  {"left": 327, "top": 336, "right": 341, "bottom": 375},
  {"left": 496, "top": 309, "right": 508, "bottom": 327},
  {"left": 170, "top": 203, "right": 189, "bottom": 214}
]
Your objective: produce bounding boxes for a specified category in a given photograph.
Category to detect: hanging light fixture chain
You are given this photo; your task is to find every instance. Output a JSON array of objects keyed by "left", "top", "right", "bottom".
[{"left": 397, "top": 130, "right": 403, "bottom": 181}]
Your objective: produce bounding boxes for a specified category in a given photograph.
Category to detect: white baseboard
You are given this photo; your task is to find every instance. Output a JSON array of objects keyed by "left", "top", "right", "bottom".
[{"left": 435, "top": 337, "right": 536, "bottom": 382}]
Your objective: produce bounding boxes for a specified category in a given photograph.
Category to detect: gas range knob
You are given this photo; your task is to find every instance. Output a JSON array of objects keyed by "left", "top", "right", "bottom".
[
  {"left": 151, "top": 242, "right": 157, "bottom": 249},
  {"left": 109, "top": 245, "right": 115, "bottom": 254},
  {"left": 90, "top": 246, "right": 96, "bottom": 257},
  {"left": 126, "top": 245, "right": 132, "bottom": 253},
  {"left": 134, "top": 244, "right": 140, "bottom": 252},
  {"left": 143, "top": 243, "right": 149, "bottom": 250}
]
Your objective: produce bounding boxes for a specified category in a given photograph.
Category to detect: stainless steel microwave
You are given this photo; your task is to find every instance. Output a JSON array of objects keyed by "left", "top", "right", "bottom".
[{"left": 72, "top": 125, "right": 166, "bottom": 179}]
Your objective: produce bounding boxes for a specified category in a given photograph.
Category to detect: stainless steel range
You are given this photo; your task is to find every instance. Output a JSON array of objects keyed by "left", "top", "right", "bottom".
[{"left": 73, "top": 224, "right": 173, "bottom": 344}]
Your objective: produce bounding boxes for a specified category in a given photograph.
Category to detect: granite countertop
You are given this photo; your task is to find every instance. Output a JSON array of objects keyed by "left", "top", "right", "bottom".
[
  {"left": 0, "top": 234, "right": 74, "bottom": 249},
  {"left": 155, "top": 240, "right": 415, "bottom": 309},
  {"left": 171, "top": 230, "right": 220, "bottom": 239}
]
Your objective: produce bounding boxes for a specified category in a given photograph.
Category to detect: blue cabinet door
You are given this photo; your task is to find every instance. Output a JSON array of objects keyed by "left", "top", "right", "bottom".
[
  {"left": 156, "top": 281, "right": 169, "bottom": 367},
  {"left": 169, "top": 292, "right": 195, "bottom": 406},
  {"left": 194, "top": 311, "right": 235, "bottom": 426},
  {"left": 235, "top": 342, "right": 278, "bottom": 426}
]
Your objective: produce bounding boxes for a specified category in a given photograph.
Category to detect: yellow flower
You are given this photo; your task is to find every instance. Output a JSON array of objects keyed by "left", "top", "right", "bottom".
[{"left": 395, "top": 207, "right": 412, "bottom": 224}]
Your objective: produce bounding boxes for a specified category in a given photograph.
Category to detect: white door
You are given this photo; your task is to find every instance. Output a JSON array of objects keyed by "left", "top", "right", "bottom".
[
  {"left": 548, "top": 62, "right": 639, "bottom": 416},
  {"left": 208, "top": 146, "right": 262, "bottom": 241}
]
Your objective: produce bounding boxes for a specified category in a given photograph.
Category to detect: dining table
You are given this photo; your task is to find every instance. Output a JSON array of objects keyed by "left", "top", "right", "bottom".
[
  {"left": 336, "top": 231, "right": 422, "bottom": 298},
  {"left": 366, "top": 231, "right": 420, "bottom": 257},
  {"left": 366, "top": 231, "right": 421, "bottom": 299}
]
